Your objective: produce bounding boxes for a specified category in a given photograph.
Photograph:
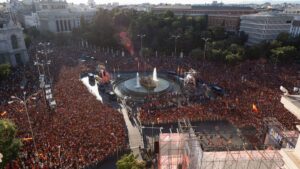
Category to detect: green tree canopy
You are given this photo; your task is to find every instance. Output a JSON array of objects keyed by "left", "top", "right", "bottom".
[
  {"left": 0, "top": 64, "right": 11, "bottom": 80},
  {"left": 271, "top": 46, "right": 298, "bottom": 63},
  {"left": 116, "top": 153, "right": 146, "bottom": 169},
  {"left": 276, "top": 32, "right": 290, "bottom": 45},
  {"left": 0, "top": 119, "right": 22, "bottom": 169}
]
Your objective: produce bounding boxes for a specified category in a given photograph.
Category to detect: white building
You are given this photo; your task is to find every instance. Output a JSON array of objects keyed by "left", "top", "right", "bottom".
[
  {"left": 0, "top": 12, "right": 28, "bottom": 66},
  {"left": 24, "top": 12, "right": 39, "bottom": 28},
  {"left": 290, "top": 16, "right": 300, "bottom": 37},
  {"left": 37, "top": 0, "right": 96, "bottom": 33},
  {"left": 239, "top": 12, "right": 293, "bottom": 45},
  {"left": 284, "top": 7, "right": 300, "bottom": 15}
]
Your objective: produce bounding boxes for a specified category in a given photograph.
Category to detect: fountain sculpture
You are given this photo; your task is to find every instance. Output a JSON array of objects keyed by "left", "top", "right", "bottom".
[
  {"left": 153, "top": 67, "right": 158, "bottom": 81},
  {"left": 113, "top": 67, "right": 181, "bottom": 101},
  {"left": 135, "top": 72, "right": 141, "bottom": 88},
  {"left": 139, "top": 68, "right": 159, "bottom": 90}
]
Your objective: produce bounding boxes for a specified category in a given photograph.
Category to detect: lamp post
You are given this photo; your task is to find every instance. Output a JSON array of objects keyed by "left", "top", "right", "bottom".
[
  {"left": 201, "top": 38, "right": 210, "bottom": 61},
  {"left": 137, "top": 34, "right": 146, "bottom": 57},
  {"left": 171, "top": 35, "right": 180, "bottom": 58},
  {"left": 37, "top": 48, "right": 53, "bottom": 84},
  {"left": 111, "top": 133, "right": 118, "bottom": 160},
  {"left": 8, "top": 91, "right": 40, "bottom": 156},
  {"left": 151, "top": 122, "right": 154, "bottom": 150},
  {"left": 58, "top": 145, "right": 62, "bottom": 168}
]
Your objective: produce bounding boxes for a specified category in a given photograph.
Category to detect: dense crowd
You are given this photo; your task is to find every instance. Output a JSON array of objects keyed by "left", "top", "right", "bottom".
[
  {"left": 75, "top": 44, "right": 300, "bottom": 144},
  {"left": 138, "top": 57, "right": 300, "bottom": 143},
  {"left": 0, "top": 41, "right": 299, "bottom": 167},
  {"left": 0, "top": 43, "right": 127, "bottom": 168}
]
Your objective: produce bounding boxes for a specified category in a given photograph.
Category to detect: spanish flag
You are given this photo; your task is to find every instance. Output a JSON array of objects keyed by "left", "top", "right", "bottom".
[
  {"left": 252, "top": 104, "right": 259, "bottom": 113},
  {"left": 1, "top": 111, "right": 7, "bottom": 116},
  {"left": 22, "top": 137, "right": 33, "bottom": 141}
]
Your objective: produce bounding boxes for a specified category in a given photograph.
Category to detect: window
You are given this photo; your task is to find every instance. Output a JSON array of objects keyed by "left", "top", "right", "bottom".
[
  {"left": 56, "top": 20, "right": 60, "bottom": 32},
  {"left": 11, "top": 35, "right": 18, "bottom": 49},
  {"left": 68, "top": 20, "right": 71, "bottom": 31},
  {"left": 64, "top": 20, "right": 67, "bottom": 31}
]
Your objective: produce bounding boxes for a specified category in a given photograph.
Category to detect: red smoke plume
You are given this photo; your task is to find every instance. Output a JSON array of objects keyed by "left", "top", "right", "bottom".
[{"left": 119, "top": 32, "right": 134, "bottom": 56}]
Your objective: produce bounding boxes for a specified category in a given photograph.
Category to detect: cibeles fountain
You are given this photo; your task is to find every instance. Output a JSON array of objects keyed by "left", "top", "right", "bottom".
[{"left": 113, "top": 67, "right": 181, "bottom": 101}]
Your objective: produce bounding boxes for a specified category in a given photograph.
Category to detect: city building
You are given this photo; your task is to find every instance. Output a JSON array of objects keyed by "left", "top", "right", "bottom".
[
  {"left": 87, "top": 0, "right": 95, "bottom": 8},
  {"left": 151, "top": 5, "right": 257, "bottom": 32},
  {"left": 0, "top": 11, "right": 28, "bottom": 66},
  {"left": 24, "top": 12, "right": 39, "bottom": 28},
  {"left": 290, "top": 16, "right": 300, "bottom": 37},
  {"left": 239, "top": 12, "right": 293, "bottom": 45},
  {"left": 284, "top": 7, "right": 300, "bottom": 15},
  {"left": 37, "top": 0, "right": 96, "bottom": 33}
]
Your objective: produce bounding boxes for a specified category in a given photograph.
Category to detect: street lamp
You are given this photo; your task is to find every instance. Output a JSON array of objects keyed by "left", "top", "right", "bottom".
[
  {"left": 58, "top": 145, "right": 62, "bottom": 168},
  {"left": 111, "top": 133, "right": 118, "bottom": 160},
  {"left": 8, "top": 91, "right": 40, "bottom": 157},
  {"left": 201, "top": 38, "right": 210, "bottom": 61},
  {"left": 137, "top": 34, "right": 146, "bottom": 56},
  {"left": 171, "top": 35, "right": 180, "bottom": 57}
]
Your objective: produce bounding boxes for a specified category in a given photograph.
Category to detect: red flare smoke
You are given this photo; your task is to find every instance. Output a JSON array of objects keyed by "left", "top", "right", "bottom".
[{"left": 119, "top": 32, "right": 134, "bottom": 56}]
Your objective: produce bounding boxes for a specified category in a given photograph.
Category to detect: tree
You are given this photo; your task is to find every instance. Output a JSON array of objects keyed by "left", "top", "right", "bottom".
[
  {"left": 24, "top": 27, "right": 40, "bottom": 38},
  {"left": 116, "top": 153, "right": 146, "bottom": 169},
  {"left": 269, "top": 40, "right": 282, "bottom": 49},
  {"left": 189, "top": 48, "right": 203, "bottom": 60},
  {"left": 24, "top": 34, "right": 32, "bottom": 49},
  {"left": 0, "top": 119, "right": 22, "bottom": 169},
  {"left": 141, "top": 48, "right": 153, "bottom": 58},
  {"left": 271, "top": 46, "right": 297, "bottom": 63},
  {"left": 0, "top": 64, "right": 11, "bottom": 80},
  {"left": 239, "top": 31, "right": 248, "bottom": 45},
  {"left": 210, "top": 27, "right": 226, "bottom": 40},
  {"left": 276, "top": 32, "right": 290, "bottom": 45},
  {"left": 225, "top": 52, "right": 243, "bottom": 64}
]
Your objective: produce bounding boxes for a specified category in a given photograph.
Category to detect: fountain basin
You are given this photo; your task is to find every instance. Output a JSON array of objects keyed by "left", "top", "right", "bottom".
[
  {"left": 124, "top": 77, "right": 170, "bottom": 94},
  {"left": 113, "top": 73, "right": 182, "bottom": 101}
]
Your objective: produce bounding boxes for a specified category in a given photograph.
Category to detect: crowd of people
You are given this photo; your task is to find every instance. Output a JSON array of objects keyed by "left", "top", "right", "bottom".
[
  {"left": 0, "top": 42, "right": 127, "bottom": 168},
  {"left": 0, "top": 40, "right": 299, "bottom": 167},
  {"left": 75, "top": 44, "right": 300, "bottom": 145},
  {"left": 138, "top": 57, "right": 300, "bottom": 145}
]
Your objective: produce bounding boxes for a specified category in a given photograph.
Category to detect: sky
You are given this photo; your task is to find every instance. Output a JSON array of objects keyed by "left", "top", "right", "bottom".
[{"left": 68, "top": 0, "right": 299, "bottom": 5}]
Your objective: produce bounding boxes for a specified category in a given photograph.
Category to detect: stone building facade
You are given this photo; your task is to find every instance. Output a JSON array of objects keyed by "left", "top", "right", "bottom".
[{"left": 0, "top": 12, "right": 28, "bottom": 66}]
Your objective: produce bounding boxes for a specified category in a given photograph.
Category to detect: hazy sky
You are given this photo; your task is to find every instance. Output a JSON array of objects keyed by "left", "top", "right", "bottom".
[{"left": 66, "top": 0, "right": 299, "bottom": 5}]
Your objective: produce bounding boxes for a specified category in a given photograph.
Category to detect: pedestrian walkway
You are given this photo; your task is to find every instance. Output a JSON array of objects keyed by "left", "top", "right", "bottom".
[{"left": 120, "top": 104, "right": 144, "bottom": 160}]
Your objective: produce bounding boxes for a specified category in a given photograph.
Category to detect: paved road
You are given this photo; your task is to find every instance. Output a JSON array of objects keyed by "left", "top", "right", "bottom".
[{"left": 120, "top": 104, "right": 144, "bottom": 160}]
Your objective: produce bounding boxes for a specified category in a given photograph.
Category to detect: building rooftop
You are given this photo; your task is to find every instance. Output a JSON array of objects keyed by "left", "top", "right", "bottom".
[
  {"left": 153, "top": 5, "right": 255, "bottom": 11},
  {"left": 159, "top": 133, "right": 284, "bottom": 169},
  {"left": 281, "top": 95, "right": 300, "bottom": 120},
  {"left": 242, "top": 12, "right": 288, "bottom": 17},
  {"left": 191, "top": 5, "right": 254, "bottom": 11}
]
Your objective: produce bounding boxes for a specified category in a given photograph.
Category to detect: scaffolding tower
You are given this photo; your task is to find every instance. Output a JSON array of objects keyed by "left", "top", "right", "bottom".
[{"left": 158, "top": 119, "right": 285, "bottom": 169}]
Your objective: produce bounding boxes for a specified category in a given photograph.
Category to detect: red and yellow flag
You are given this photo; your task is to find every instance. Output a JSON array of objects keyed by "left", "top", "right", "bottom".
[
  {"left": 252, "top": 104, "right": 259, "bottom": 113},
  {"left": 1, "top": 111, "right": 7, "bottom": 116},
  {"left": 22, "top": 137, "right": 33, "bottom": 141}
]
